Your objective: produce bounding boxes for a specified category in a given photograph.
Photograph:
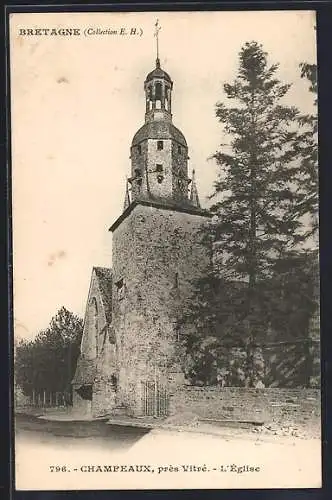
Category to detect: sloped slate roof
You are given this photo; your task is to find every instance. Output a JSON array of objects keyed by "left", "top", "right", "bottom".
[
  {"left": 145, "top": 66, "right": 172, "bottom": 83},
  {"left": 93, "top": 267, "right": 113, "bottom": 322},
  {"left": 110, "top": 198, "right": 210, "bottom": 232},
  {"left": 131, "top": 121, "right": 187, "bottom": 147},
  {"left": 71, "top": 356, "right": 96, "bottom": 386}
]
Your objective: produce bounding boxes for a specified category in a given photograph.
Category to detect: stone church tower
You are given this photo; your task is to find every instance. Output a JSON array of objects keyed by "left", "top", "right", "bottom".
[
  {"left": 72, "top": 56, "right": 210, "bottom": 418},
  {"left": 110, "top": 57, "right": 210, "bottom": 417}
]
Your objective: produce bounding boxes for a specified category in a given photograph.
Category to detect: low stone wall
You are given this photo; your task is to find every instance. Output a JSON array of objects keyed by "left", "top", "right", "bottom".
[{"left": 169, "top": 387, "right": 320, "bottom": 429}]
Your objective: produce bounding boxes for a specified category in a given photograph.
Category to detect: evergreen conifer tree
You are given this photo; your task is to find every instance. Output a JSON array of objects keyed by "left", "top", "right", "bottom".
[{"left": 181, "top": 42, "right": 316, "bottom": 386}]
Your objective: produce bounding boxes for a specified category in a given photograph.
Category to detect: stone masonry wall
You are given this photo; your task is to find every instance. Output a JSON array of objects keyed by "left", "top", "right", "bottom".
[
  {"left": 169, "top": 386, "right": 321, "bottom": 431},
  {"left": 147, "top": 139, "right": 174, "bottom": 199},
  {"left": 171, "top": 140, "right": 189, "bottom": 200},
  {"left": 92, "top": 340, "right": 118, "bottom": 417},
  {"left": 92, "top": 378, "right": 117, "bottom": 418},
  {"left": 72, "top": 390, "right": 92, "bottom": 416},
  {"left": 73, "top": 269, "right": 117, "bottom": 416},
  {"left": 111, "top": 203, "right": 210, "bottom": 415},
  {"left": 130, "top": 137, "right": 189, "bottom": 202}
]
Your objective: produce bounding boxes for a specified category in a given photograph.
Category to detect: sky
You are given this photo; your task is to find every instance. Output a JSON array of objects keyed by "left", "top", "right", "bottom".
[{"left": 9, "top": 10, "right": 317, "bottom": 339}]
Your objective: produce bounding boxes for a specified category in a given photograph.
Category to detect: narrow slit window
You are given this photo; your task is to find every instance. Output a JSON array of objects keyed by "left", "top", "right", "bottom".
[
  {"left": 178, "top": 145, "right": 182, "bottom": 154},
  {"left": 175, "top": 325, "right": 180, "bottom": 342},
  {"left": 137, "top": 145, "right": 142, "bottom": 154},
  {"left": 115, "top": 278, "right": 124, "bottom": 301}
]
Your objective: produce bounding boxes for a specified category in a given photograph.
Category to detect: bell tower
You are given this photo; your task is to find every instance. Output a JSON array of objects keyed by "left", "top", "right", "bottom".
[
  {"left": 123, "top": 21, "right": 199, "bottom": 210},
  {"left": 110, "top": 22, "right": 210, "bottom": 417},
  {"left": 144, "top": 58, "right": 173, "bottom": 123}
]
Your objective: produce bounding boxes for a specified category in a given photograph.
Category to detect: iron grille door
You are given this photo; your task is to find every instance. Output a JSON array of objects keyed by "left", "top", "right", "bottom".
[{"left": 142, "top": 381, "right": 168, "bottom": 417}]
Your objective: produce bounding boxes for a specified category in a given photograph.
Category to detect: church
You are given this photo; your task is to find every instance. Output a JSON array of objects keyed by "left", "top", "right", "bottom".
[{"left": 71, "top": 54, "right": 211, "bottom": 418}]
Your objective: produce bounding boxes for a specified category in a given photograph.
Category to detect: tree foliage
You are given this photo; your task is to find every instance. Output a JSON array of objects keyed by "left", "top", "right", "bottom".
[
  {"left": 180, "top": 42, "right": 318, "bottom": 387},
  {"left": 15, "top": 307, "right": 83, "bottom": 396},
  {"left": 294, "top": 62, "right": 318, "bottom": 241},
  {"left": 211, "top": 42, "right": 306, "bottom": 282}
]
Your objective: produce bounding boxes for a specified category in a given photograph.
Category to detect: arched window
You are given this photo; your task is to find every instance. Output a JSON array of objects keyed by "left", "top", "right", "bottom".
[
  {"left": 155, "top": 82, "right": 162, "bottom": 109},
  {"left": 155, "top": 82, "right": 162, "bottom": 100},
  {"left": 146, "top": 85, "right": 154, "bottom": 111}
]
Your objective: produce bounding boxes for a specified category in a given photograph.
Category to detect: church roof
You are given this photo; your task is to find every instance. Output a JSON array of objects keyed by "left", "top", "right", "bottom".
[
  {"left": 71, "top": 356, "right": 96, "bottom": 386},
  {"left": 145, "top": 65, "right": 172, "bottom": 84},
  {"left": 109, "top": 198, "right": 210, "bottom": 232},
  {"left": 93, "top": 267, "right": 113, "bottom": 322},
  {"left": 131, "top": 121, "right": 187, "bottom": 147}
]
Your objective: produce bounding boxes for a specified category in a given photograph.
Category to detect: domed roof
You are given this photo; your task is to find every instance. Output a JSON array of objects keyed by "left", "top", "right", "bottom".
[
  {"left": 131, "top": 121, "right": 187, "bottom": 147},
  {"left": 145, "top": 59, "right": 172, "bottom": 84}
]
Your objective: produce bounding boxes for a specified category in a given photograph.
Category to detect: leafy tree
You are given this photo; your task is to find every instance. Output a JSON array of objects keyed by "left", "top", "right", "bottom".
[
  {"left": 15, "top": 307, "right": 83, "bottom": 396},
  {"left": 181, "top": 42, "right": 317, "bottom": 386}
]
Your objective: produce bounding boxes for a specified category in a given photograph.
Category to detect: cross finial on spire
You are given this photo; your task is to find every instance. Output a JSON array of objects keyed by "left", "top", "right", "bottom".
[{"left": 154, "top": 19, "right": 161, "bottom": 67}]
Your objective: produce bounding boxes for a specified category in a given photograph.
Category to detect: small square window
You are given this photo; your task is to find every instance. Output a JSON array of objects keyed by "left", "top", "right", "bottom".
[
  {"left": 156, "top": 164, "right": 163, "bottom": 173},
  {"left": 157, "top": 141, "right": 163, "bottom": 150}
]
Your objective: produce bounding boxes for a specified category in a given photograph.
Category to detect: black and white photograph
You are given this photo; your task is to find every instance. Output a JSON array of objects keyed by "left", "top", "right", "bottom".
[{"left": 10, "top": 10, "right": 320, "bottom": 490}]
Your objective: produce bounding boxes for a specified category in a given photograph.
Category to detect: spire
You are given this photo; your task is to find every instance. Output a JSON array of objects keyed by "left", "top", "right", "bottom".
[
  {"left": 123, "top": 178, "right": 130, "bottom": 211},
  {"left": 154, "top": 19, "right": 161, "bottom": 68},
  {"left": 190, "top": 169, "right": 201, "bottom": 208}
]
